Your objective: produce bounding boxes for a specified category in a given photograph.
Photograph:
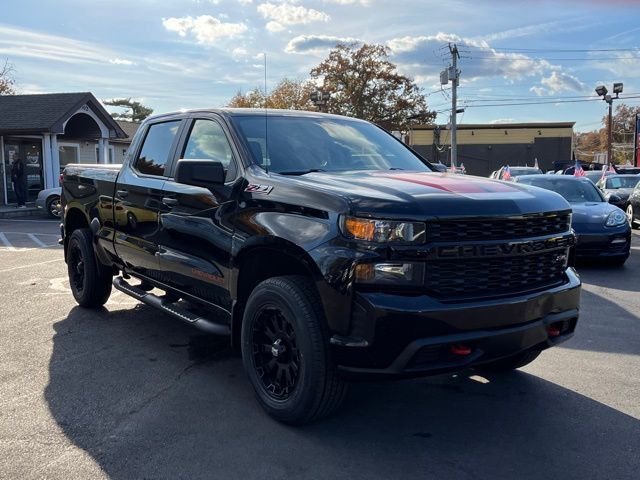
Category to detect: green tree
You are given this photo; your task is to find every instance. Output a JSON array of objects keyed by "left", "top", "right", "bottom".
[
  {"left": 0, "top": 59, "right": 16, "bottom": 95},
  {"left": 227, "top": 78, "right": 316, "bottom": 110},
  {"left": 104, "top": 98, "right": 153, "bottom": 122},
  {"left": 310, "top": 43, "right": 435, "bottom": 132}
]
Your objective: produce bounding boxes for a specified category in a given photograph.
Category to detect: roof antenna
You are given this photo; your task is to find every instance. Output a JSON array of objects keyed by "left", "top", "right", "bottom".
[{"left": 263, "top": 52, "right": 269, "bottom": 174}]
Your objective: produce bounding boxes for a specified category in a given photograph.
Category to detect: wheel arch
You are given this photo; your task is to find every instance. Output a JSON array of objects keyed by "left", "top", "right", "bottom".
[{"left": 230, "top": 240, "right": 325, "bottom": 349}]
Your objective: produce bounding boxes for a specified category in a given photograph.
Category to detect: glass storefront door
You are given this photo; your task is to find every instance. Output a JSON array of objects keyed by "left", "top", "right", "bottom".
[{"left": 3, "top": 138, "right": 44, "bottom": 204}]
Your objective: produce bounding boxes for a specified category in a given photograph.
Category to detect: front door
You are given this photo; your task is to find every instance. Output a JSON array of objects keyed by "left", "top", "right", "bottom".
[
  {"left": 3, "top": 139, "right": 44, "bottom": 203},
  {"left": 113, "top": 119, "right": 184, "bottom": 281},
  {"left": 157, "top": 115, "right": 240, "bottom": 311}
]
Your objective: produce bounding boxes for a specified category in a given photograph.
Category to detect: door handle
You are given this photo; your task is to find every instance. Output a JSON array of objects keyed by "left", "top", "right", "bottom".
[
  {"left": 116, "top": 189, "right": 129, "bottom": 198},
  {"left": 162, "top": 197, "right": 178, "bottom": 206}
]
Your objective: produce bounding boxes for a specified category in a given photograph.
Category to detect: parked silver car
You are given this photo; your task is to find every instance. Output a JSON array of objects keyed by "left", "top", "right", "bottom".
[{"left": 35, "top": 187, "right": 62, "bottom": 218}]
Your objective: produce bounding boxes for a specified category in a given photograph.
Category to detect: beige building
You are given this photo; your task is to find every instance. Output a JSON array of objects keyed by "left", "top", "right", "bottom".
[
  {"left": 0, "top": 92, "right": 139, "bottom": 206},
  {"left": 409, "top": 122, "right": 575, "bottom": 176}
]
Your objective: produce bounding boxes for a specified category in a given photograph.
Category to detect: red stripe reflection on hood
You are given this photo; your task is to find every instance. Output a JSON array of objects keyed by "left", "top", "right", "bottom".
[{"left": 375, "top": 173, "right": 516, "bottom": 194}]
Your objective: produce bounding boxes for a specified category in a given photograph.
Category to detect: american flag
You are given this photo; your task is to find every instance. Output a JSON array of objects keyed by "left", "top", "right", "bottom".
[
  {"left": 502, "top": 165, "right": 512, "bottom": 180},
  {"left": 574, "top": 161, "right": 585, "bottom": 177}
]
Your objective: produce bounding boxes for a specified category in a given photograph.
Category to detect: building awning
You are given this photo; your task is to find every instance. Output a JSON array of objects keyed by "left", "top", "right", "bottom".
[{"left": 0, "top": 92, "right": 127, "bottom": 138}]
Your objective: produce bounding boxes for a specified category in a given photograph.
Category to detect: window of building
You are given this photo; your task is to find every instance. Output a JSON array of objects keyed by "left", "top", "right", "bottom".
[
  {"left": 135, "top": 120, "right": 181, "bottom": 176},
  {"left": 182, "top": 119, "right": 236, "bottom": 180},
  {"left": 59, "top": 143, "right": 80, "bottom": 173},
  {"left": 95, "top": 146, "right": 115, "bottom": 164}
]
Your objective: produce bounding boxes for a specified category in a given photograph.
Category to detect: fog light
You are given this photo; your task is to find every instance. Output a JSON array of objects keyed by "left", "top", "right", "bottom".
[
  {"left": 355, "top": 262, "right": 424, "bottom": 285},
  {"left": 611, "top": 238, "right": 627, "bottom": 244}
]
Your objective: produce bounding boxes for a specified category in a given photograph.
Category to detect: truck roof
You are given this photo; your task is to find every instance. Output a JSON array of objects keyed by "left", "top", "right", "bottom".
[{"left": 144, "top": 108, "right": 366, "bottom": 123}]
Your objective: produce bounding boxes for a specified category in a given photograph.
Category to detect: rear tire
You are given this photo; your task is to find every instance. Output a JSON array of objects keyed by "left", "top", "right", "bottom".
[
  {"left": 477, "top": 349, "right": 541, "bottom": 373},
  {"left": 241, "top": 275, "right": 347, "bottom": 424},
  {"left": 66, "top": 228, "right": 112, "bottom": 308},
  {"left": 46, "top": 195, "right": 62, "bottom": 218}
]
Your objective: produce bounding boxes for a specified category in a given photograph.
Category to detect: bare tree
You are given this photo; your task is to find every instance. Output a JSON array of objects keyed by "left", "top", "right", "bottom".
[{"left": 0, "top": 59, "right": 16, "bottom": 95}]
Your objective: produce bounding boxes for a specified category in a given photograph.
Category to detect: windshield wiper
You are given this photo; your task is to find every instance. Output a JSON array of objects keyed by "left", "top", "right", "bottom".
[{"left": 277, "top": 169, "right": 326, "bottom": 176}]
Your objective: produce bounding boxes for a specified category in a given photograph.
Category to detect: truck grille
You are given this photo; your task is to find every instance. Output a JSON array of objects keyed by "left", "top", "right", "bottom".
[
  {"left": 426, "top": 249, "right": 567, "bottom": 299},
  {"left": 427, "top": 212, "right": 571, "bottom": 242}
]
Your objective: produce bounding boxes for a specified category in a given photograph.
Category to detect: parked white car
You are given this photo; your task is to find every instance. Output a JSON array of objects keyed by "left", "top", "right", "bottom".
[{"left": 35, "top": 187, "right": 62, "bottom": 218}]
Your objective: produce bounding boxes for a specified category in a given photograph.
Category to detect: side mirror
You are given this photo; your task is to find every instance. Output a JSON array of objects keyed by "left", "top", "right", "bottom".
[
  {"left": 608, "top": 194, "right": 622, "bottom": 204},
  {"left": 175, "top": 159, "right": 225, "bottom": 188}
]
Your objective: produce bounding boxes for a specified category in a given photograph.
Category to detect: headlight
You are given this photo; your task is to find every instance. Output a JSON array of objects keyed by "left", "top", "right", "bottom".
[
  {"left": 355, "top": 262, "right": 424, "bottom": 285},
  {"left": 605, "top": 210, "right": 627, "bottom": 227},
  {"left": 341, "top": 216, "right": 426, "bottom": 244}
]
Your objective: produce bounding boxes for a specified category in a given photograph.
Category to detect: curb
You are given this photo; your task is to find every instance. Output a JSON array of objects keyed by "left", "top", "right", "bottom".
[{"left": 0, "top": 207, "right": 45, "bottom": 219}]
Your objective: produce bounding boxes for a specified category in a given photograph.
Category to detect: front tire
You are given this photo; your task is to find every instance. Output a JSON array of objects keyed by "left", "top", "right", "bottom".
[
  {"left": 627, "top": 204, "right": 638, "bottom": 229},
  {"left": 67, "top": 228, "right": 113, "bottom": 308},
  {"left": 477, "top": 349, "right": 542, "bottom": 373},
  {"left": 241, "top": 275, "right": 347, "bottom": 424}
]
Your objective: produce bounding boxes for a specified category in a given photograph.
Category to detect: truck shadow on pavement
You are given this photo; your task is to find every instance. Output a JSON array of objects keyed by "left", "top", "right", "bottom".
[{"left": 44, "top": 305, "right": 639, "bottom": 480}]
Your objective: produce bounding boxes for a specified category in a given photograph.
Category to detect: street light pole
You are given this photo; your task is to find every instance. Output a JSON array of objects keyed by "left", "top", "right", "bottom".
[
  {"left": 449, "top": 43, "right": 460, "bottom": 169},
  {"left": 595, "top": 83, "right": 623, "bottom": 165},
  {"left": 608, "top": 99, "right": 613, "bottom": 166}
]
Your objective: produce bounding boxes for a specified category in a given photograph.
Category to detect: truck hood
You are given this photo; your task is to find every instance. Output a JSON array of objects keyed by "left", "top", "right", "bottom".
[{"left": 286, "top": 171, "right": 570, "bottom": 218}]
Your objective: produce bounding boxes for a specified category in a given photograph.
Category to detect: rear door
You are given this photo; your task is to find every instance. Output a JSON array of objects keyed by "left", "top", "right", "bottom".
[
  {"left": 113, "top": 118, "right": 185, "bottom": 280},
  {"left": 156, "top": 114, "right": 241, "bottom": 311}
]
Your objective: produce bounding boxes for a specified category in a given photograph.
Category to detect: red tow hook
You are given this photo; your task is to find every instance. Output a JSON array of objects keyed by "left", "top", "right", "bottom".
[
  {"left": 547, "top": 326, "right": 561, "bottom": 338},
  {"left": 450, "top": 344, "right": 472, "bottom": 356}
]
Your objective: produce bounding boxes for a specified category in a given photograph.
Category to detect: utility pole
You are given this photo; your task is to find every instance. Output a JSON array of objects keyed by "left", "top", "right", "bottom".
[{"left": 449, "top": 43, "right": 460, "bottom": 169}]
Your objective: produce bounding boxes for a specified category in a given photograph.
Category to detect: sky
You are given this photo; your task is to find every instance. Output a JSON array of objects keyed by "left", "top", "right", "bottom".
[{"left": 2, "top": 0, "right": 640, "bottom": 131}]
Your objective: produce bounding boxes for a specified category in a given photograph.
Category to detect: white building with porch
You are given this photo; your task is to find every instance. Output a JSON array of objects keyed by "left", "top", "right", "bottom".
[{"left": 0, "top": 92, "right": 138, "bottom": 206}]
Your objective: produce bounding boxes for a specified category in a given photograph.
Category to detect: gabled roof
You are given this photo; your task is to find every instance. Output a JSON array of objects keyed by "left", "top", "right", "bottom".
[
  {"left": 0, "top": 92, "right": 127, "bottom": 138},
  {"left": 115, "top": 120, "right": 141, "bottom": 140}
]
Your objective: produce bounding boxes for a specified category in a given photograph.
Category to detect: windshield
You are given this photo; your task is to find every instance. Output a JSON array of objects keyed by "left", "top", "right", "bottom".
[
  {"left": 230, "top": 115, "right": 431, "bottom": 174},
  {"left": 519, "top": 177, "right": 603, "bottom": 203},
  {"left": 511, "top": 168, "right": 542, "bottom": 176},
  {"left": 605, "top": 176, "right": 640, "bottom": 189}
]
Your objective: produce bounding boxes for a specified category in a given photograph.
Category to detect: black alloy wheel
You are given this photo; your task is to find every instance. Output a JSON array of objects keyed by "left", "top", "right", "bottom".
[
  {"left": 66, "top": 228, "right": 113, "bottom": 308},
  {"left": 241, "top": 275, "right": 347, "bottom": 424},
  {"left": 68, "top": 241, "right": 85, "bottom": 293},
  {"left": 251, "top": 306, "right": 301, "bottom": 400}
]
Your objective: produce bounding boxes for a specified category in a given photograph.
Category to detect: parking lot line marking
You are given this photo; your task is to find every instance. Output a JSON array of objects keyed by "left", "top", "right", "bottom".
[
  {"left": 0, "top": 258, "right": 63, "bottom": 273},
  {"left": 0, "top": 232, "right": 15, "bottom": 251},
  {"left": 0, "top": 218, "right": 60, "bottom": 223},
  {"left": 0, "top": 231, "right": 59, "bottom": 236},
  {"left": 27, "top": 234, "right": 48, "bottom": 248}
]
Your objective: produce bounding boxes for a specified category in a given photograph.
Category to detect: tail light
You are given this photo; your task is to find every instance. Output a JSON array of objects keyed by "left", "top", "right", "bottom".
[{"left": 59, "top": 173, "right": 64, "bottom": 187}]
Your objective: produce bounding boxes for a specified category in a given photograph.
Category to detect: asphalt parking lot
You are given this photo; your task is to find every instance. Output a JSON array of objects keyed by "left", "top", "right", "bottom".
[{"left": 0, "top": 217, "right": 638, "bottom": 480}]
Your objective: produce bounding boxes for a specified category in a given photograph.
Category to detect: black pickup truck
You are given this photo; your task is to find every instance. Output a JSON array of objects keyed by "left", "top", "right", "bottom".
[{"left": 61, "top": 109, "right": 581, "bottom": 424}]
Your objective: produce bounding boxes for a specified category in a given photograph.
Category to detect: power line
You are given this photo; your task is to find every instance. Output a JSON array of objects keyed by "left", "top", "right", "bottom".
[{"left": 460, "top": 95, "right": 640, "bottom": 108}]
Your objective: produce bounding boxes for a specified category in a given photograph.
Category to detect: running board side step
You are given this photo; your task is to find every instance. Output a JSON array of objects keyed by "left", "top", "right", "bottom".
[{"left": 113, "top": 276, "right": 231, "bottom": 336}]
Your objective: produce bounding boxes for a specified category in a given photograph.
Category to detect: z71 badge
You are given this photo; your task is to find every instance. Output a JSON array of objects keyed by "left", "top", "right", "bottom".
[{"left": 245, "top": 183, "right": 273, "bottom": 194}]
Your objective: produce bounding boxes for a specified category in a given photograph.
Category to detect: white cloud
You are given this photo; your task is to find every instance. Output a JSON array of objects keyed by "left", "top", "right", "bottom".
[
  {"left": 257, "top": 2, "right": 330, "bottom": 31},
  {"left": 162, "top": 15, "right": 248, "bottom": 44},
  {"left": 530, "top": 71, "right": 587, "bottom": 95},
  {"left": 237, "top": 0, "right": 253, "bottom": 4},
  {"left": 324, "top": 0, "right": 370, "bottom": 4},
  {"left": 109, "top": 57, "right": 135, "bottom": 66},
  {"left": 490, "top": 118, "right": 515, "bottom": 124},
  {"left": 231, "top": 47, "right": 249, "bottom": 58},
  {"left": 387, "top": 32, "right": 554, "bottom": 83},
  {"left": 285, "top": 34, "right": 361, "bottom": 54},
  {"left": 266, "top": 21, "right": 286, "bottom": 32}
]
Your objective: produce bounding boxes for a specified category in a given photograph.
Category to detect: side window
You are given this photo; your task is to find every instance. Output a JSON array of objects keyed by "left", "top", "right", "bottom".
[
  {"left": 182, "top": 119, "right": 237, "bottom": 180},
  {"left": 135, "top": 120, "right": 181, "bottom": 176}
]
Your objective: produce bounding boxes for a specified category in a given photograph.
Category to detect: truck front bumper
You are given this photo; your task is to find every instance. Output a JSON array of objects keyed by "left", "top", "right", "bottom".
[{"left": 332, "top": 268, "right": 581, "bottom": 379}]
